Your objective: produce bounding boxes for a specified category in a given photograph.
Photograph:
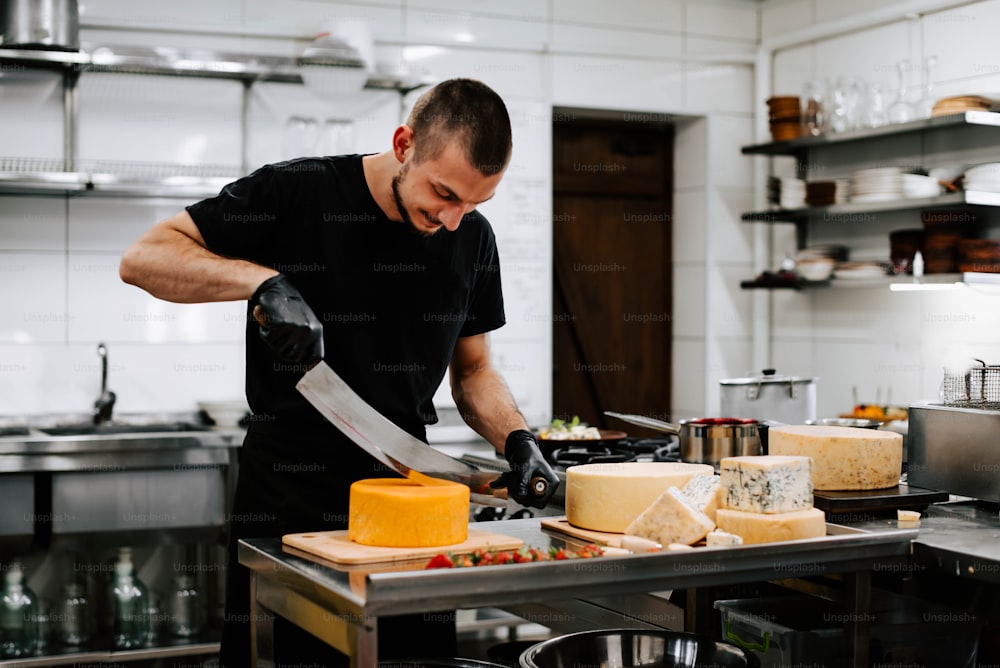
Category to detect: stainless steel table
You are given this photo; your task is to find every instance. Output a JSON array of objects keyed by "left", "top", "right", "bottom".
[{"left": 239, "top": 518, "right": 917, "bottom": 667}]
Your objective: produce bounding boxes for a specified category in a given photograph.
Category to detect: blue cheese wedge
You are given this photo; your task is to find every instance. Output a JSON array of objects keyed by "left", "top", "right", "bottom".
[
  {"left": 681, "top": 474, "right": 721, "bottom": 522},
  {"left": 720, "top": 455, "right": 813, "bottom": 514},
  {"left": 624, "top": 486, "right": 715, "bottom": 546}
]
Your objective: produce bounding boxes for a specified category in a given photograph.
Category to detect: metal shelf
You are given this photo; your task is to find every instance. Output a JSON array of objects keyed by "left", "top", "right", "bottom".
[
  {"left": 742, "top": 190, "right": 1000, "bottom": 224},
  {"left": 0, "top": 44, "right": 433, "bottom": 93},
  {"left": 0, "top": 639, "right": 220, "bottom": 666},
  {"left": 742, "top": 110, "right": 1000, "bottom": 156}
]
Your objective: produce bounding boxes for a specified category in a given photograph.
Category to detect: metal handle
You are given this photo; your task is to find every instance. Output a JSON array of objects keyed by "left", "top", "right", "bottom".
[{"left": 604, "top": 411, "right": 681, "bottom": 434}]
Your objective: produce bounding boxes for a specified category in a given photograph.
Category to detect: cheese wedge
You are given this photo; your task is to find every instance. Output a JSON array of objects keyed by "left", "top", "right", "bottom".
[
  {"left": 705, "top": 529, "right": 743, "bottom": 547},
  {"left": 716, "top": 507, "right": 826, "bottom": 545},
  {"left": 767, "top": 425, "right": 903, "bottom": 490},
  {"left": 681, "top": 474, "right": 721, "bottom": 522},
  {"left": 719, "top": 456, "right": 813, "bottom": 514},
  {"left": 565, "top": 462, "right": 714, "bottom": 533},
  {"left": 348, "top": 478, "right": 469, "bottom": 547},
  {"left": 625, "top": 486, "right": 716, "bottom": 546}
]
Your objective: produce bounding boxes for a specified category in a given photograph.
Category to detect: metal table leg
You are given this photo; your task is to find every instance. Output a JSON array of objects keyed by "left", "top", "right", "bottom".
[
  {"left": 249, "top": 570, "right": 379, "bottom": 666},
  {"left": 250, "top": 573, "right": 275, "bottom": 668},
  {"left": 845, "top": 571, "right": 871, "bottom": 668}
]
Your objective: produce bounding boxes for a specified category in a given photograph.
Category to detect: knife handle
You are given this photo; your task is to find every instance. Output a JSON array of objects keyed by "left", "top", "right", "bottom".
[{"left": 530, "top": 476, "right": 549, "bottom": 497}]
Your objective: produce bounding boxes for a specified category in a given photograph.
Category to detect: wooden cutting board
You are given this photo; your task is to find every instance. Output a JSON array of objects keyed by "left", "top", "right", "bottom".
[
  {"left": 540, "top": 517, "right": 626, "bottom": 548},
  {"left": 282, "top": 527, "right": 524, "bottom": 565}
]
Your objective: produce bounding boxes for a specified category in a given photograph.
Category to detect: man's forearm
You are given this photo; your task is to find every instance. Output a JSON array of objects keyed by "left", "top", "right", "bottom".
[
  {"left": 120, "top": 212, "right": 276, "bottom": 304},
  {"left": 452, "top": 367, "right": 530, "bottom": 453}
]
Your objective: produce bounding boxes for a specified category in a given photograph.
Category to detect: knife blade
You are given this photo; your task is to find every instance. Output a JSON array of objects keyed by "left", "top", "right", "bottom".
[{"left": 296, "top": 360, "right": 510, "bottom": 507}]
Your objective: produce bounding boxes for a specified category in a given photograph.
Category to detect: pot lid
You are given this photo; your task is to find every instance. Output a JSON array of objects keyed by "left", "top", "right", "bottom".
[{"left": 719, "top": 368, "right": 818, "bottom": 385}]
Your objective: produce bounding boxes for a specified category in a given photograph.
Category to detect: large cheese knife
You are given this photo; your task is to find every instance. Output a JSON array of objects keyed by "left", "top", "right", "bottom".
[{"left": 297, "top": 360, "right": 517, "bottom": 507}]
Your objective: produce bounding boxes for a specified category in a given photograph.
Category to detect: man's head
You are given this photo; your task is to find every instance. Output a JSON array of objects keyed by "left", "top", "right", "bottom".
[
  {"left": 406, "top": 78, "right": 512, "bottom": 176},
  {"left": 390, "top": 79, "right": 512, "bottom": 235}
]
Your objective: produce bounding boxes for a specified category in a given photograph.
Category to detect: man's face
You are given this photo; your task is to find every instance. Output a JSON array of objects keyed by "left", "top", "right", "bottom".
[{"left": 391, "top": 141, "right": 504, "bottom": 236}]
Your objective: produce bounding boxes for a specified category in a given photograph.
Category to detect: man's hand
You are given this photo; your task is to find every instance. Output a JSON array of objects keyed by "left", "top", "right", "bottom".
[
  {"left": 251, "top": 274, "right": 324, "bottom": 364},
  {"left": 490, "top": 429, "right": 560, "bottom": 509}
]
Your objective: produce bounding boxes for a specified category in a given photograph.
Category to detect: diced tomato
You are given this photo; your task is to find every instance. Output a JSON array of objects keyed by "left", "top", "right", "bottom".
[{"left": 425, "top": 554, "right": 454, "bottom": 569}]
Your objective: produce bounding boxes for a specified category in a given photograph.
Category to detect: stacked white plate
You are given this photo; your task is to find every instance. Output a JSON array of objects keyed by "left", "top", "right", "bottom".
[
  {"left": 833, "top": 261, "right": 890, "bottom": 280},
  {"left": 902, "top": 173, "right": 943, "bottom": 199},
  {"left": 779, "top": 177, "right": 806, "bottom": 209},
  {"left": 849, "top": 167, "right": 903, "bottom": 203},
  {"left": 833, "top": 179, "right": 851, "bottom": 204},
  {"left": 964, "top": 162, "right": 1000, "bottom": 192}
]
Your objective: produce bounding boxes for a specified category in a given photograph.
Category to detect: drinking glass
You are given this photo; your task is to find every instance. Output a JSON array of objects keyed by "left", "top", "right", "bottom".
[
  {"left": 888, "top": 59, "right": 916, "bottom": 124},
  {"left": 801, "top": 79, "right": 828, "bottom": 136}
]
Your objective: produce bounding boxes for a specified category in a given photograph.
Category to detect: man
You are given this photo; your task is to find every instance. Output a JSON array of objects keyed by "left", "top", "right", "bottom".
[{"left": 119, "top": 78, "right": 559, "bottom": 666}]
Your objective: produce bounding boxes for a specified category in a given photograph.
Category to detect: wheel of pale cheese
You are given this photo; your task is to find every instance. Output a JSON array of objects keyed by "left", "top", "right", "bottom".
[
  {"left": 565, "top": 462, "right": 714, "bottom": 533},
  {"left": 766, "top": 425, "right": 903, "bottom": 490},
  {"left": 716, "top": 507, "right": 826, "bottom": 544},
  {"left": 348, "top": 478, "right": 469, "bottom": 547}
]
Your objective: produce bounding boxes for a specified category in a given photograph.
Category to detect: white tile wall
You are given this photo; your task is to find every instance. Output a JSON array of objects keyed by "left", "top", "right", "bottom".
[
  {"left": 0, "top": 70, "right": 64, "bottom": 160},
  {"left": 761, "top": 0, "right": 1000, "bottom": 415},
  {"left": 30, "top": 0, "right": 1000, "bottom": 426}
]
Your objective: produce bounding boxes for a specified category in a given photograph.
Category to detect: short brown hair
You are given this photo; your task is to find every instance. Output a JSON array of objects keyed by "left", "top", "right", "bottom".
[{"left": 406, "top": 78, "right": 512, "bottom": 176}]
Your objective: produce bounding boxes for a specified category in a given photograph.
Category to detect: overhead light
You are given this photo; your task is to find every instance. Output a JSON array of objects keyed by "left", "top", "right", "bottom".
[{"left": 298, "top": 33, "right": 370, "bottom": 100}]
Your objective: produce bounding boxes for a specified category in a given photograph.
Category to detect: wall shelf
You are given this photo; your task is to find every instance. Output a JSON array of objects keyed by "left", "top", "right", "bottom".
[
  {"left": 0, "top": 45, "right": 433, "bottom": 197},
  {"left": 742, "top": 190, "right": 1000, "bottom": 224},
  {"left": 0, "top": 45, "right": 432, "bottom": 93},
  {"left": 742, "top": 110, "right": 1000, "bottom": 157}
]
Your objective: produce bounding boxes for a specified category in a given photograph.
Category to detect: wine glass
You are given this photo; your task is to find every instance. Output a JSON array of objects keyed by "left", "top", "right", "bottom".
[
  {"left": 888, "top": 59, "right": 916, "bottom": 124},
  {"left": 916, "top": 54, "right": 939, "bottom": 119}
]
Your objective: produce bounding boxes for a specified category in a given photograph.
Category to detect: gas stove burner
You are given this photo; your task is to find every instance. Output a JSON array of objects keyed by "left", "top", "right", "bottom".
[
  {"left": 551, "top": 445, "right": 637, "bottom": 468},
  {"left": 544, "top": 436, "right": 681, "bottom": 470}
]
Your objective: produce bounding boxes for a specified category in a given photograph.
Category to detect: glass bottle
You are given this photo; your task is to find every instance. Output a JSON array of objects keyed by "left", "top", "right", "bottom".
[
  {"left": 888, "top": 59, "right": 916, "bottom": 124},
  {"left": 916, "top": 54, "right": 939, "bottom": 119},
  {"left": 168, "top": 574, "right": 202, "bottom": 638},
  {"left": 0, "top": 563, "right": 38, "bottom": 658},
  {"left": 57, "top": 582, "right": 92, "bottom": 646},
  {"left": 801, "top": 78, "right": 828, "bottom": 136},
  {"left": 110, "top": 548, "right": 148, "bottom": 650}
]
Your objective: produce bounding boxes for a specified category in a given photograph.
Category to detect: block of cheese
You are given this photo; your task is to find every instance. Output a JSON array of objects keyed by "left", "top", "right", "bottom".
[
  {"left": 767, "top": 425, "right": 903, "bottom": 490},
  {"left": 348, "top": 478, "right": 469, "bottom": 547},
  {"left": 705, "top": 529, "right": 743, "bottom": 547},
  {"left": 625, "top": 487, "right": 715, "bottom": 546},
  {"left": 681, "top": 474, "right": 721, "bottom": 522},
  {"left": 716, "top": 508, "right": 826, "bottom": 545},
  {"left": 565, "top": 462, "right": 714, "bottom": 533},
  {"left": 719, "top": 456, "right": 813, "bottom": 514}
]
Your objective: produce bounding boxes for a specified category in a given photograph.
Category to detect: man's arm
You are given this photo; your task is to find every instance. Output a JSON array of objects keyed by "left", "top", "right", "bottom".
[
  {"left": 449, "top": 332, "right": 529, "bottom": 453},
  {"left": 450, "top": 333, "right": 559, "bottom": 508},
  {"left": 120, "top": 210, "right": 323, "bottom": 363},
  {"left": 119, "top": 210, "right": 277, "bottom": 303}
]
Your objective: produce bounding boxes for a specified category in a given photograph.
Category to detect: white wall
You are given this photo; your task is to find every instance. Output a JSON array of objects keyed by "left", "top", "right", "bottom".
[
  {"left": 0, "top": 0, "right": 760, "bottom": 431},
  {"left": 760, "top": 0, "right": 1000, "bottom": 418}
]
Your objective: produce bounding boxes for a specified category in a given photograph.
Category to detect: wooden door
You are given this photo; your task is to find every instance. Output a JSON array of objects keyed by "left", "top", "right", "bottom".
[{"left": 551, "top": 116, "right": 674, "bottom": 431}]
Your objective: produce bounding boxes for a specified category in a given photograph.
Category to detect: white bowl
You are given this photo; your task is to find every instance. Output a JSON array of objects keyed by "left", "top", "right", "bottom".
[
  {"left": 796, "top": 258, "right": 835, "bottom": 281},
  {"left": 197, "top": 399, "right": 250, "bottom": 428}
]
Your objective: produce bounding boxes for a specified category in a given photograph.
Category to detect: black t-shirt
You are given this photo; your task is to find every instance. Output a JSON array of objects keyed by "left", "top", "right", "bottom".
[{"left": 187, "top": 155, "right": 506, "bottom": 441}]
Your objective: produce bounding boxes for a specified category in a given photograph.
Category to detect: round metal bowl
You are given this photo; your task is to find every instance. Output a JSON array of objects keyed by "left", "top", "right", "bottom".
[
  {"left": 518, "top": 629, "right": 758, "bottom": 668},
  {"left": 806, "top": 417, "right": 883, "bottom": 429}
]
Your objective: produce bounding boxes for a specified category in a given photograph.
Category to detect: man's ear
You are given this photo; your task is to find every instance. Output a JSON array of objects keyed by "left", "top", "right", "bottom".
[{"left": 392, "top": 125, "right": 414, "bottom": 163}]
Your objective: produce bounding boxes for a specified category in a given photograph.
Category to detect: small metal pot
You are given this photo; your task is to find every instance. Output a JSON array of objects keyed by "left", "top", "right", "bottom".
[
  {"left": 0, "top": 0, "right": 79, "bottom": 51},
  {"left": 602, "top": 412, "right": 760, "bottom": 466},
  {"left": 679, "top": 417, "right": 761, "bottom": 465}
]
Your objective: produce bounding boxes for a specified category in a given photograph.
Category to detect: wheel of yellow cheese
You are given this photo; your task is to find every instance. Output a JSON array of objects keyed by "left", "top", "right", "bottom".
[
  {"left": 767, "top": 425, "right": 903, "bottom": 490},
  {"left": 565, "top": 462, "right": 714, "bottom": 533},
  {"left": 348, "top": 478, "right": 470, "bottom": 547}
]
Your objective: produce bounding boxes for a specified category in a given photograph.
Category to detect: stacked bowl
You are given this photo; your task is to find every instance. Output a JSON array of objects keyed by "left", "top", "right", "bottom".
[{"left": 767, "top": 96, "right": 802, "bottom": 142}]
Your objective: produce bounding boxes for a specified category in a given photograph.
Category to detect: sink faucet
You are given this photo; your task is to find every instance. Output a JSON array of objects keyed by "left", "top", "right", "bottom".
[{"left": 93, "top": 342, "right": 117, "bottom": 425}]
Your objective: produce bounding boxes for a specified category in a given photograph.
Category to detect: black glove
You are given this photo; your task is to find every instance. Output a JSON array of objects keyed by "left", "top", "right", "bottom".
[
  {"left": 490, "top": 429, "right": 560, "bottom": 509},
  {"left": 251, "top": 274, "right": 324, "bottom": 364}
]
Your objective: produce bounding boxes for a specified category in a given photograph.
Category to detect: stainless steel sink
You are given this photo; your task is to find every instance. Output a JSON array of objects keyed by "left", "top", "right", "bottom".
[{"left": 37, "top": 422, "right": 211, "bottom": 436}]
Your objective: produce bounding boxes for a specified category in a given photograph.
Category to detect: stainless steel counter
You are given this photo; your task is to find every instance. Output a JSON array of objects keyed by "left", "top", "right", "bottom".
[{"left": 239, "top": 517, "right": 919, "bottom": 667}]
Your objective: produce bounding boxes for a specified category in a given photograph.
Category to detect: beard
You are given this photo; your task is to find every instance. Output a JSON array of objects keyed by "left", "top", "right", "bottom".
[{"left": 391, "top": 162, "right": 442, "bottom": 237}]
